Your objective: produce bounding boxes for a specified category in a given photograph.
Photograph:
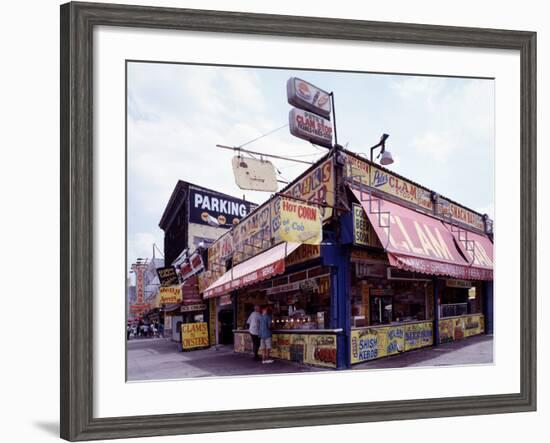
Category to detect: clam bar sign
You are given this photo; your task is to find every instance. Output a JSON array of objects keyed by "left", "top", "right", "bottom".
[{"left": 289, "top": 108, "right": 333, "bottom": 149}]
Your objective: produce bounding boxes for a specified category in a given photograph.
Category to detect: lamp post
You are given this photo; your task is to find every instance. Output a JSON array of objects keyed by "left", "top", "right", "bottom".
[{"left": 369, "top": 133, "right": 394, "bottom": 166}]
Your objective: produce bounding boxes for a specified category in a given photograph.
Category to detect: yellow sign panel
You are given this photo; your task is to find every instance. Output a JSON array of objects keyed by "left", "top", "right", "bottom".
[
  {"left": 208, "top": 298, "right": 216, "bottom": 346},
  {"left": 350, "top": 322, "right": 434, "bottom": 364},
  {"left": 352, "top": 203, "right": 370, "bottom": 246},
  {"left": 304, "top": 334, "right": 337, "bottom": 368},
  {"left": 279, "top": 198, "right": 322, "bottom": 245},
  {"left": 404, "top": 322, "right": 434, "bottom": 351},
  {"left": 159, "top": 286, "right": 182, "bottom": 304},
  {"left": 181, "top": 322, "right": 209, "bottom": 350},
  {"left": 284, "top": 158, "right": 335, "bottom": 222},
  {"left": 345, "top": 155, "right": 487, "bottom": 231},
  {"left": 438, "top": 314, "right": 484, "bottom": 343}
]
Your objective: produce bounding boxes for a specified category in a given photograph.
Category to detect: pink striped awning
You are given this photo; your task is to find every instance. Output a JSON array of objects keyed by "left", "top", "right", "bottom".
[
  {"left": 203, "top": 242, "right": 301, "bottom": 298},
  {"left": 351, "top": 189, "right": 493, "bottom": 280}
]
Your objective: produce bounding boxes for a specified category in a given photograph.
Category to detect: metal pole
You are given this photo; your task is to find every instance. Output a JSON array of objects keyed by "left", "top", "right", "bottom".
[
  {"left": 216, "top": 144, "right": 313, "bottom": 165},
  {"left": 330, "top": 92, "right": 338, "bottom": 147}
]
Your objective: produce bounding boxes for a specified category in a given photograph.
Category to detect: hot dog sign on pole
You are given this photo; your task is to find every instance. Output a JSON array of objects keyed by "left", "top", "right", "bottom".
[{"left": 287, "top": 77, "right": 335, "bottom": 148}]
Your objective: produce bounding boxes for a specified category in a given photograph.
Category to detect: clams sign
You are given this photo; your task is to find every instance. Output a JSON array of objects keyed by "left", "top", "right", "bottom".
[{"left": 289, "top": 108, "right": 333, "bottom": 148}]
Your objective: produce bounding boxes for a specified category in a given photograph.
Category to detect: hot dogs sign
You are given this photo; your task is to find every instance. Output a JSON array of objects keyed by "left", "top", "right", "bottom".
[{"left": 287, "top": 77, "right": 333, "bottom": 148}]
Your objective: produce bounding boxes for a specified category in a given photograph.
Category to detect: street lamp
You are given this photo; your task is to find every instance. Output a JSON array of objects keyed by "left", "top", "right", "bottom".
[{"left": 369, "top": 133, "right": 394, "bottom": 166}]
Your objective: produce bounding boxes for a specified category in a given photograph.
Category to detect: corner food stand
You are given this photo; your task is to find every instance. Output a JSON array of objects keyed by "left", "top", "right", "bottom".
[{"left": 200, "top": 150, "right": 494, "bottom": 369}]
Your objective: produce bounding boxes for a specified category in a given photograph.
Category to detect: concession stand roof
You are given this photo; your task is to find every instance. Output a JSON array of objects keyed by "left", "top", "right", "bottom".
[
  {"left": 203, "top": 242, "right": 301, "bottom": 299},
  {"left": 351, "top": 189, "right": 493, "bottom": 280}
]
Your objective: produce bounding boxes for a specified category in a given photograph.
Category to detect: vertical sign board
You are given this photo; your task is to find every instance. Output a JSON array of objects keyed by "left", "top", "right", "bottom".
[
  {"left": 208, "top": 298, "right": 217, "bottom": 346},
  {"left": 352, "top": 203, "right": 370, "bottom": 246},
  {"left": 287, "top": 77, "right": 332, "bottom": 118}
]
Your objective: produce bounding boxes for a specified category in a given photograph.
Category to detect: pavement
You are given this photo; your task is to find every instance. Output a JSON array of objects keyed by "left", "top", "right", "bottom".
[
  {"left": 351, "top": 334, "right": 493, "bottom": 370},
  {"left": 127, "top": 334, "right": 493, "bottom": 381},
  {"left": 127, "top": 338, "right": 324, "bottom": 381}
]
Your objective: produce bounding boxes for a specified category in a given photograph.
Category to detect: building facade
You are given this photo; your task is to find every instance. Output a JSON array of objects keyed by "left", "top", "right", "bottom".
[
  {"left": 158, "top": 181, "right": 257, "bottom": 347},
  {"left": 200, "top": 149, "right": 494, "bottom": 369}
]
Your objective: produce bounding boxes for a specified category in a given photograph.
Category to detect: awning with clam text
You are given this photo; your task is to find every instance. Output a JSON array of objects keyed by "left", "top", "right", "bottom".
[
  {"left": 203, "top": 242, "right": 301, "bottom": 298},
  {"left": 351, "top": 189, "right": 493, "bottom": 280}
]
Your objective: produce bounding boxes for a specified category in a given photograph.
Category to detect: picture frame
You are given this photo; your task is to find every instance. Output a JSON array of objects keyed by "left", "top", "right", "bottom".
[{"left": 60, "top": 1, "right": 536, "bottom": 441}]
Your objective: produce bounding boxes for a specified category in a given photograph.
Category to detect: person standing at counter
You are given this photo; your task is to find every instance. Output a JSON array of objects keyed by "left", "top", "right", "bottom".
[
  {"left": 259, "top": 306, "right": 273, "bottom": 364},
  {"left": 246, "top": 305, "right": 262, "bottom": 361}
]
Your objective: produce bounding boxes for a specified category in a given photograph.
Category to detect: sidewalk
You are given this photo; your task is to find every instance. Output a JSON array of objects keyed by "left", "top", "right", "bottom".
[
  {"left": 351, "top": 334, "right": 493, "bottom": 370},
  {"left": 127, "top": 334, "right": 493, "bottom": 381},
  {"left": 127, "top": 338, "right": 324, "bottom": 381}
]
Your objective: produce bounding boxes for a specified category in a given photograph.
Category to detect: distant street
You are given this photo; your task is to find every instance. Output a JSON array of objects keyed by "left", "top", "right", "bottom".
[{"left": 127, "top": 335, "right": 493, "bottom": 381}]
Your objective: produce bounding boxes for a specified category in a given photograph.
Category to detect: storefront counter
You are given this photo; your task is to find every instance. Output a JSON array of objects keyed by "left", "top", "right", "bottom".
[
  {"left": 438, "top": 313, "right": 485, "bottom": 343},
  {"left": 350, "top": 320, "right": 434, "bottom": 364},
  {"left": 233, "top": 329, "right": 342, "bottom": 368}
]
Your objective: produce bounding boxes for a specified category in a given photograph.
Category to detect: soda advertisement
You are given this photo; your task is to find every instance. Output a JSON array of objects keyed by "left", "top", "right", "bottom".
[{"left": 287, "top": 77, "right": 332, "bottom": 118}]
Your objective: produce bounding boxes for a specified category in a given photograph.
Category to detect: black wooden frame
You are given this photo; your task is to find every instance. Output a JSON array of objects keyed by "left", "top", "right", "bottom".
[{"left": 60, "top": 2, "right": 536, "bottom": 441}]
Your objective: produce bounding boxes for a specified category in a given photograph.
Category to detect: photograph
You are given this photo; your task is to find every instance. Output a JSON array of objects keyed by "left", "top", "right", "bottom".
[{"left": 125, "top": 61, "right": 495, "bottom": 381}]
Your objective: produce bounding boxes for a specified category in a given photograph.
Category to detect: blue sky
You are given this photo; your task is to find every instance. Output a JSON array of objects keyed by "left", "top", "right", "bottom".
[{"left": 127, "top": 62, "right": 494, "bottom": 272}]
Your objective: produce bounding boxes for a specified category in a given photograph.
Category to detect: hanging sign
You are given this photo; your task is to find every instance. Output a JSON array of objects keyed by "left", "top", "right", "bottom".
[
  {"left": 279, "top": 197, "right": 322, "bottom": 245},
  {"left": 156, "top": 266, "right": 179, "bottom": 287},
  {"left": 232, "top": 156, "right": 278, "bottom": 192},
  {"left": 287, "top": 77, "right": 331, "bottom": 118},
  {"left": 180, "top": 250, "right": 204, "bottom": 281},
  {"left": 181, "top": 303, "right": 206, "bottom": 312},
  {"left": 159, "top": 286, "right": 183, "bottom": 304},
  {"left": 289, "top": 108, "right": 333, "bottom": 148}
]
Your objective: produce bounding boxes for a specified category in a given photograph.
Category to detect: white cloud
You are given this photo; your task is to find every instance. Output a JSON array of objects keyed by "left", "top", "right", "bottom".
[
  {"left": 476, "top": 203, "right": 495, "bottom": 219},
  {"left": 412, "top": 131, "right": 455, "bottom": 162},
  {"left": 127, "top": 64, "right": 494, "bottom": 271}
]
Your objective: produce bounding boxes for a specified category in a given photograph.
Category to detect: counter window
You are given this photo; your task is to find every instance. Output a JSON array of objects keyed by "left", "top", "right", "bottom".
[
  {"left": 366, "top": 281, "right": 428, "bottom": 325},
  {"left": 440, "top": 281, "right": 483, "bottom": 318},
  {"left": 238, "top": 268, "right": 331, "bottom": 331}
]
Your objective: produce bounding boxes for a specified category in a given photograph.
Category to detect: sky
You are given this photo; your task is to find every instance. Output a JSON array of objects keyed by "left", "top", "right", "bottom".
[{"left": 127, "top": 62, "right": 494, "bottom": 273}]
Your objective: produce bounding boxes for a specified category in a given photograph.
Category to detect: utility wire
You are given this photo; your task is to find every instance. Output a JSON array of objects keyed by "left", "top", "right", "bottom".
[{"left": 238, "top": 124, "right": 289, "bottom": 149}]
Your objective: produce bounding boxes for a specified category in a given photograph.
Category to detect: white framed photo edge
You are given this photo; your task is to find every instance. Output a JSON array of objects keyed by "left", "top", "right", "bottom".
[{"left": 60, "top": 2, "right": 536, "bottom": 441}]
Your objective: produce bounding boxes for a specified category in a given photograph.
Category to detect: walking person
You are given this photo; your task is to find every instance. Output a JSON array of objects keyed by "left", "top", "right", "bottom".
[
  {"left": 246, "top": 305, "right": 262, "bottom": 361},
  {"left": 259, "top": 306, "right": 273, "bottom": 364}
]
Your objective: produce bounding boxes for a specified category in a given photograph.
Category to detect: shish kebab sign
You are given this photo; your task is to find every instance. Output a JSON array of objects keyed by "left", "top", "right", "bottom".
[{"left": 287, "top": 77, "right": 333, "bottom": 148}]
